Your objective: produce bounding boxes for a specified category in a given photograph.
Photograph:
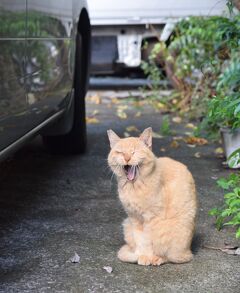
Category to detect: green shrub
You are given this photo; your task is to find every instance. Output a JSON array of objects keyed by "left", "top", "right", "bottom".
[{"left": 209, "top": 173, "right": 240, "bottom": 238}]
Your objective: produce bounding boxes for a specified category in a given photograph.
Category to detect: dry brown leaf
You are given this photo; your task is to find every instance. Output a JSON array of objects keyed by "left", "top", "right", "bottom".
[
  {"left": 184, "top": 136, "right": 208, "bottom": 145},
  {"left": 187, "top": 144, "right": 196, "bottom": 148},
  {"left": 86, "top": 117, "right": 100, "bottom": 124},
  {"left": 91, "top": 110, "right": 99, "bottom": 116},
  {"left": 103, "top": 266, "right": 113, "bottom": 273},
  {"left": 172, "top": 99, "right": 178, "bottom": 105},
  {"left": 184, "top": 131, "right": 193, "bottom": 136},
  {"left": 203, "top": 245, "right": 240, "bottom": 255},
  {"left": 133, "top": 100, "right": 145, "bottom": 108},
  {"left": 170, "top": 140, "right": 180, "bottom": 148},
  {"left": 152, "top": 132, "right": 163, "bottom": 139},
  {"left": 172, "top": 117, "right": 182, "bottom": 124},
  {"left": 173, "top": 136, "right": 184, "bottom": 141},
  {"left": 70, "top": 252, "right": 80, "bottom": 263},
  {"left": 111, "top": 98, "right": 119, "bottom": 104},
  {"left": 126, "top": 125, "right": 139, "bottom": 132},
  {"left": 118, "top": 105, "right": 128, "bottom": 111},
  {"left": 155, "top": 102, "right": 166, "bottom": 109},
  {"left": 117, "top": 111, "right": 127, "bottom": 119},
  {"left": 135, "top": 111, "right": 142, "bottom": 118},
  {"left": 214, "top": 147, "right": 224, "bottom": 154},
  {"left": 185, "top": 123, "right": 196, "bottom": 129},
  {"left": 90, "top": 94, "right": 101, "bottom": 105},
  {"left": 194, "top": 152, "right": 201, "bottom": 158},
  {"left": 117, "top": 105, "right": 128, "bottom": 119}
]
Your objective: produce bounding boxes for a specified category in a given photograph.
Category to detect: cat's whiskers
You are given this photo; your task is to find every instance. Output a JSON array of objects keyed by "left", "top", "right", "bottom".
[{"left": 104, "top": 162, "right": 115, "bottom": 178}]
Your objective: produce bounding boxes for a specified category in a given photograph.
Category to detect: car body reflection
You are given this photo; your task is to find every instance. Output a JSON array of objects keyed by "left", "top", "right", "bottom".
[{"left": 0, "top": 0, "right": 90, "bottom": 157}]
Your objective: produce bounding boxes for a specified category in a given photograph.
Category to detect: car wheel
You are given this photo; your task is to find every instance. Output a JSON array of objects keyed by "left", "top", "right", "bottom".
[{"left": 42, "top": 31, "right": 89, "bottom": 154}]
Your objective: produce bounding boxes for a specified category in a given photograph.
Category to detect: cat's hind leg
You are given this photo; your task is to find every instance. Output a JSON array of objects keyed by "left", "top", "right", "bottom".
[
  {"left": 167, "top": 250, "right": 193, "bottom": 264},
  {"left": 165, "top": 222, "right": 194, "bottom": 264},
  {"left": 118, "top": 245, "right": 138, "bottom": 263}
]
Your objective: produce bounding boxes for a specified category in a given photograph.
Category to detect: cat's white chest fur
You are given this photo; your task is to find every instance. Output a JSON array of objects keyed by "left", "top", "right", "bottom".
[{"left": 118, "top": 180, "right": 164, "bottom": 221}]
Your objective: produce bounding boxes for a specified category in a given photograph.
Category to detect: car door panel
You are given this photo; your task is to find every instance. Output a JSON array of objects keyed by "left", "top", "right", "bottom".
[
  {"left": 25, "top": 0, "right": 73, "bottom": 128},
  {"left": 0, "top": 0, "right": 28, "bottom": 151}
]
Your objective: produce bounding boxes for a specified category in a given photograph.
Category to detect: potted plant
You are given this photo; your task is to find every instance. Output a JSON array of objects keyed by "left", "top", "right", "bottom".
[{"left": 207, "top": 57, "right": 240, "bottom": 167}]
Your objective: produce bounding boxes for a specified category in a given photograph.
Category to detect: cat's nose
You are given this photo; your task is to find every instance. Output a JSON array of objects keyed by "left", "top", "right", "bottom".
[{"left": 123, "top": 153, "right": 131, "bottom": 163}]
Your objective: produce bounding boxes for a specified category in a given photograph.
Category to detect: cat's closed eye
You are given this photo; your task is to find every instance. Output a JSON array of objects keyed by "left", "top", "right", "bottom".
[{"left": 115, "top": 150, "right": 122, "bottom": 154}]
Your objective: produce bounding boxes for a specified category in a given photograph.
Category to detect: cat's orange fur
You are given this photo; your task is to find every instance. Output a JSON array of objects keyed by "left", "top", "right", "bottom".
[{"left": 107, "top": 127, "right": 197, "bottom": 266}]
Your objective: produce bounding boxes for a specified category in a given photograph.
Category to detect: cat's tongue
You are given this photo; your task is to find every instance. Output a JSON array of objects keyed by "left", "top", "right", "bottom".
[{"left": 126, "top": 165, "right": 136, "bottom": 181}]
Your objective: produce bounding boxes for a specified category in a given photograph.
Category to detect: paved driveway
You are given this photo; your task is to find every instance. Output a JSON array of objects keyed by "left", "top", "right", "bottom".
[{"left": 0, "top": 92, "right": 239, "bottom": 293}]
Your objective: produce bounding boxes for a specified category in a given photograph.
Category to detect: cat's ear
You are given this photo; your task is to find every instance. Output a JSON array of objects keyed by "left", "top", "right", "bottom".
[
  {"left": 140, "top": 127, "right": 152, "bottom": 149},
  {"left": 107, "top": 129, "right": 121, "bottom": 148}
]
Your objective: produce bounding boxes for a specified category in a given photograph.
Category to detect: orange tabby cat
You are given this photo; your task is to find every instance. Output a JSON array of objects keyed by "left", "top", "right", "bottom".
[{"left": 107, "top": 127, "right": 197, "bottom": 266}]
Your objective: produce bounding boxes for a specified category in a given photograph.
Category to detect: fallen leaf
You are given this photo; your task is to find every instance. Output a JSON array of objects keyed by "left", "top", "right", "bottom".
[
  {"left": 152, "top": 132, "right": 163, "bottom": 139},
  {"left": 222, "top": 249, "right": 237, "bottom": 255},
  {"left": 185, "top": 123, "right": 196, "bottom": 129},
  {"left": 135, "top": 111, "right": 142, "bottom": 118},
  {"left": 172, "top": 117, "right": 182, "bottom": 124},
  {"left": 111, "top": 98, "right": 119, "bottom": 104},
  {"left": 126, "top": 125, "right": 139, "bottom": 132},
  {"left": 90, "top": 94, "right": 101, "bottom": 105},
  {"left": 194, "top": 152, "right": 201, "bottom": 158},
  {"left": 173, "top": 136, "right": 184, "bottom": 141},
  {"left": 184, "top": 136, "right": 208, "bottom": 145},
  {"left": 117, "top": 105, "right": 128, "bottom": 111},
  {"left": 91, "top": 110, "right": 99, "bottom": 116},
  {"left": 172, "top": 99, "right": 178, "bottom": 105},
  {"left": 124, "top": 132, "right": 130, "bottom": 137},
  {"left": 211, "top": 176, "right": 218, "bottom": 180},
  {"left": 160, "top": 148, "right": 166, "bottom": 152},
  {"left": 235, "top": 248, "right": 240, "bottom": 255},
  {"left": 203, "top": 245, "right": 240, "bottom": 255},
  {"left": 155, "top": 102, "right": 166, "bottom": 109},
  {"left": 70, "top": 252, "right": 80, "bottom": 263},
  {"left": 117, "top": 111, "right": 127, "bottom": 119},
  {"left": 170, "top": 140, "right": 180, "bottom": 148},
  {"left": 133, "top": 100, "right": 145, "bottom": 108},
  {"left": 214, "top": 147, "right": 224, "bottom": 155},
  {"left": 103, "top": 266, "right": 113, "bottom": 273},
  {"left": 86, "top": 117, "right": 100, "bottom": 124},
  {"left": 187, "top": 144, "right": 196, "bottom": 148},
  {"left": 116, "top": 105, "right": 128, "bottom": 119},
  {"left": 184, "top": 132, "right": 193, "bottom": 137}
]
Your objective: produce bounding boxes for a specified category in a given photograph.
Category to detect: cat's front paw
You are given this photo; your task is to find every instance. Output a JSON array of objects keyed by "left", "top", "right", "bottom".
[
  {"left": 137, "top": 255, "right": 152, "bottom": 266},
  {"left": 152, "top": 255, "right": 166, "bottom": 266}
]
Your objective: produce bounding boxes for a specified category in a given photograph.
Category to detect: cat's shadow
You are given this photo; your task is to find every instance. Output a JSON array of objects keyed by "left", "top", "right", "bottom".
[{"left": 191, "top": 233, "right": 203, "bottom": 254}]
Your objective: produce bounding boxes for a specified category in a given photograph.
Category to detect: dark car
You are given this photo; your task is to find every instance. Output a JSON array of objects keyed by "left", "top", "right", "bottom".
[{"left": 0, "top": 0, "right": 91, "bottom": 159}]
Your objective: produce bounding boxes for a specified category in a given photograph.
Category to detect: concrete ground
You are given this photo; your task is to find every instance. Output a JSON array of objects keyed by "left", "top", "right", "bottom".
[{"left": 0, "top": 91, "right": 239, "bottom": 293}]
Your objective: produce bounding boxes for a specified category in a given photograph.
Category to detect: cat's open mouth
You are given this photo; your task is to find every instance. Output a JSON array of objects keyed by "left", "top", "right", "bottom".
[{"left": 124, "top": 165, "right": 138, "bottom": 181}]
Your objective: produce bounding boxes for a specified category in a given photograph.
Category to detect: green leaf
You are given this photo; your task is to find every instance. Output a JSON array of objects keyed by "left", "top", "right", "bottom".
[
  {"left": 217, "top": 178, "right": 231, "bottom": 190},
  {"left": 234, "top": 103, "right": 240, "bottom": 116},
  {"left": 227, "top": 148, "right": 240, "bottom": 168},
  {"left": 221, "top": 209, "right": 232, "bottom": 217},
  {"left": 236, "top": 227, "right": 240, "bottom": 239},
  {"left": 216, "top": 216, "right": 224, "bottom": 230},
  {"left": 209, "top": 208, "right": 221, "bottom": 216}
]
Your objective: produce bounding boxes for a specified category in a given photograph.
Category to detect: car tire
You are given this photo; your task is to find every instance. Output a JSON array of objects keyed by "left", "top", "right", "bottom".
[{"left": 42, "top": 31, "right": 89, "bottom": 155}]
